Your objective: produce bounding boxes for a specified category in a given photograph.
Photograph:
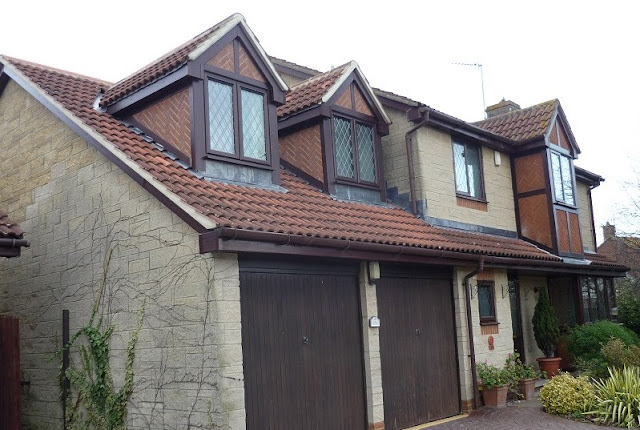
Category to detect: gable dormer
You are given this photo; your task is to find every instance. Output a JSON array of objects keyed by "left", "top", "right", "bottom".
[
  {"left": 277, "top": 62, "right": 391, "bottom": 203},
  {"left": 101, "top": 14, "right": 288, "bottom": 186}
]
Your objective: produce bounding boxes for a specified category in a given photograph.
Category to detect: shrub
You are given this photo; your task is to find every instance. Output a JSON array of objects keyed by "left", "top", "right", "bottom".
[
  {"left": 588, "top": 366, "right": 640, "bottom": 427},
  {"left": 603, "top": 338, "right": 640, "bottom": 369},
  {"left": 540, "top": 373, "right": 595, "bottom": 415},
  {"left": 533, "top": 287, "right": 560, "bottom": 358},
  {"left": 568, "top": 320, "right": 640, "bottom": 363},
  {"left": 504, "top": 352, "right": 540, "bottom": 381},
  {"left": 617, "top": 279, "right": 640, "bottom": 336}
]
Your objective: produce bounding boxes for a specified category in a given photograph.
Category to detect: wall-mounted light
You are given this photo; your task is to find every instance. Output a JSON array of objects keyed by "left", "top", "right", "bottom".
[
  {"left": 368, "top": 261, "right": 380, "bottom": 282},
  {"left": 494, "top": 150, "right": 502, "bottom": 166}
]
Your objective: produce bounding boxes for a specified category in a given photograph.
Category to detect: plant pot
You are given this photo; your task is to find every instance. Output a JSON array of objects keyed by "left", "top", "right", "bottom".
[
  {"left": 518, "top": 378, "right": 536, "bottom": 400},
  {"left": 537, "top": 357, "right": 562, "bottom": 378},
  {"left": 480, "top": 384, "right": 508, "bottom": 408}
]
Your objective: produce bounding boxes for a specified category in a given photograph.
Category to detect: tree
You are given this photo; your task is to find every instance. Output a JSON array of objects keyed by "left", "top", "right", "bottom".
[{"left": 533, "top": 287, "right": 560, "bottom": 358}]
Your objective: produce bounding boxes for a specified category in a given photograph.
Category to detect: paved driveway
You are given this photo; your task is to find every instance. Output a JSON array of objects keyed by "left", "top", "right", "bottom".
[{"left": 427, "top": 400, "right": 602, "bottom": 430}]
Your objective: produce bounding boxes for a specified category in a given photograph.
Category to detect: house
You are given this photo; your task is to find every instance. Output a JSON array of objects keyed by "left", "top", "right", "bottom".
[
  {"left": 599, "top": 223, "right": 640, "bottom": 279},
  {"left": 0, "top": 13, "right": 626, "bottom": 430}
]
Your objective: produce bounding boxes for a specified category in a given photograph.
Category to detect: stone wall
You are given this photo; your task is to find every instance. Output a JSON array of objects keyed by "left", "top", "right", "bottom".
[
  {"left": 413, "top": 126, "right": 517, "bottom": 232},
  {"left": 0, "top": 80, "right": 243, "bottom": 430}
]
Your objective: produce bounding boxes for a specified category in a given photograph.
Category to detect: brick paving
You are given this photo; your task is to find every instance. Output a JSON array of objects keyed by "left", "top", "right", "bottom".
[{"left": 427, "top": 399, "right": 603, "bottom": 430}]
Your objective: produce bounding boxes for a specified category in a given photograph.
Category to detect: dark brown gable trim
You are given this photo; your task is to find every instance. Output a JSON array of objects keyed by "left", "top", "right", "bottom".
[
  {"left": 2, "top": 67, "right": 208, "bottom": 234},
  {"left": 271, "top": 62, "right": 317, "bottom": 81},
  {"left": 0, "top": 66, "right": 9, "bottom": 98},
  {"left": 190, "top": 26, "right": 286, "bottom": 104},
  {"left": 106, "top": 66, "right": 193, "bottom": 116}
]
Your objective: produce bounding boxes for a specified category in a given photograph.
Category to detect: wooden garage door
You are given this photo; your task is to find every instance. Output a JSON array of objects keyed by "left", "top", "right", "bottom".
[
  {"left": 377, "top": 267, "right": 460, "bottom": 430},
  {"left": 240, "top": 261, "right": 366, "bottom": 430}
]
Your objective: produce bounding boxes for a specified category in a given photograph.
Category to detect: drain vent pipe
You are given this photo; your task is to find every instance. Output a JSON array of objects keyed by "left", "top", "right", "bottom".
[{"left": 463, "top": 256, "right": 484, "bottom": 410}]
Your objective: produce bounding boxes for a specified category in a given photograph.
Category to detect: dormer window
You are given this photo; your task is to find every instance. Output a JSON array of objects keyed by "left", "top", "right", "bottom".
[
  {"left": 334, "top": 116, "right": 377, "bottom": 184},
  {"left": 207, "top": 78, "right": 268, "bottom": 162}
]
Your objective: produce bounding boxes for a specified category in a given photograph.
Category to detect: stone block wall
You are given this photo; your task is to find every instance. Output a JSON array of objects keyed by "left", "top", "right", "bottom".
[
  {"left": 413, "top": 126, "right": 517, "bottom": 232},
  {"left": 0, "top": 80, "right": 243, "bottom": 430}
]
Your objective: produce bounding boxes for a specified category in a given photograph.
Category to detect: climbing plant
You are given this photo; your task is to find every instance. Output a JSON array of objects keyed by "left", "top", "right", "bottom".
[{"left": 59, "top": 248, "right": 145, "bottom": 430}]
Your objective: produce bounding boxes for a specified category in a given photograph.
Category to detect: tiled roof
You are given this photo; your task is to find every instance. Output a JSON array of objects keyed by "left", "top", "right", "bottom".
[
  {"left": 474, "top": 99, "right": 558, "bottom": 142},
  {"left": 584, "top": 252, "right": 630, "bottom": 271},
  {"left": 0, "top": 210, "right": 24, "bottom": 239},
  {"left": 269, "top": 56, "right": 321, "bottom": 78},
  {"left": 2, "top": 56, "right": 563, "bottom": 263},
  {"left": 101, "top": 14, "right": 246, "bottom": 107},
  {"left": 277, "top": 63, "right": 350, "bottom": 118}
]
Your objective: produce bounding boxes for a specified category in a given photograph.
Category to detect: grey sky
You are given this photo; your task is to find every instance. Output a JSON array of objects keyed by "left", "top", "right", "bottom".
[{"left": 3, "top": 0, "right": 638, "bottom": 241}]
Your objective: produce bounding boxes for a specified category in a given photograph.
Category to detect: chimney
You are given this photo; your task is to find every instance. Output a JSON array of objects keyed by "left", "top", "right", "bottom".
[
  {"left": 603, "top": 222, "right": 616, "bottom": 241},
  {"left": 485, "top": 99, "right": 521, "bottom": 118}
]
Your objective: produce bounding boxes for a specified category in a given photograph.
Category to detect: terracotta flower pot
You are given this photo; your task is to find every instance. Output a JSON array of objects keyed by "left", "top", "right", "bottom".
[
  {"left": 518, "top": 378, "right": 536, "bottom": 400},
  {"left": 481, "top": 384, "right": 508, "bottom": 408},
  {"left": 537, "top": 357, "right": 562, "bottom": 378}
]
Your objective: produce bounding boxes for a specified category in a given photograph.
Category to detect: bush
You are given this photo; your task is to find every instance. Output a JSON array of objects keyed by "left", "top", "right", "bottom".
[
  {"left": 533, "top": 287, "right": 560, "bottom": 358},
  {"left": 588, "top": 366, "right": 640, "bottom": 427},
  {"left": 568, "top": 321, "right": 640, "bottom": 363},
  {"left": 540, "top": 373, "right": 595, "bottom": 415},
  {"left": 617, "top": 279, "right": 640, "bottom": 336},
  {"left": 603, "top": 338, "right": 640, "bottom": 369},
  {"left": 476, "top": 362, "right": 509, "bottom": 389}
]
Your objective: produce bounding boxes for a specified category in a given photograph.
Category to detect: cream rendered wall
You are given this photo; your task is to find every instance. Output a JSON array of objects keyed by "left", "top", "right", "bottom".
[
  {"left": 519, "top": 276, "right": 548, "bottom": 367},
  {"left": 0, "top": 80, "right": 244, "bottom": 430},
  {"left": 576, "top": 181, "right": 596, "bottom": 252},
  {"left": 381, "top": 107, "right": 414, "bottom": 201},
  {"left": 413, "top": 126, "right": 517, "bottom": 232},
  {"left": 452, "top": 267, "right": 514, "bottom": 408}
]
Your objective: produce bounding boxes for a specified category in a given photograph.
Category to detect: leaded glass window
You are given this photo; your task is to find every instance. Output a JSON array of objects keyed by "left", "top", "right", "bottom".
[
  {"left": 357, "top": 124, "right": 376, "bottom": 182},
  {"left": 550, "top": 150, "right": 575, "bottom": 205},
  {"left": 581, "top": 276, "right": 617, "bottom": 323},
  {"left": 478, "top": 282, "right": 496, "bottom": 323},
  {"left": 241, "top": 90, "right": 266, "bottom": 160},
  {"left": 453, "top": 141, "right": 484, "bottom": 198},
  {"left": 334, "top": 117, "right": 355, "bottom": 178},
  {"left": 207, "top": 78, "right": 268, "bottom": 162},
  {"left": 333, "top": 116, "right": 378, "bottom": 184},
  {"left": 208, "top": 80, "right": 235, "bottom": 154}
]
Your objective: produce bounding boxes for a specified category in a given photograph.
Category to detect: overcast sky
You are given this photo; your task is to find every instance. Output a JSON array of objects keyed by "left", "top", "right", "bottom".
[{"left": 3, "top": 0, "right": 638, "bottom": 242}]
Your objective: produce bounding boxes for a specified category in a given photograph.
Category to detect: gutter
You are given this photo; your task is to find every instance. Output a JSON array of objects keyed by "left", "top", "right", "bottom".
[
  {"left": 462, "top": 258, "right": 484, "bottom": 410},
  {"left": 0, "top": 238, "right": 30, "bottom": 249},
  {"left": 405, "top": 107, "right": 429, "bottom": 215}
]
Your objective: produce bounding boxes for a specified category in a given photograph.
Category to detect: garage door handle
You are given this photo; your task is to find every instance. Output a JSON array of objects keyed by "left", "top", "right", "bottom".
[
  {"left": 415, "top": 329, "right": 421, "bottom": 336},
  {"left": 302, "top": 336, "right": 310, "bottom": 345}
]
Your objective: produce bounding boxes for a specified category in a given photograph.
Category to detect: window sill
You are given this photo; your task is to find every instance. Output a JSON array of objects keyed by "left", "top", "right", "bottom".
[
  {"left": 204, "top": 153, "right": 273, "bottom": 170},
  {"left": 479, "top": 320, "right": 499, "bottom": 327},
  {"left": 456, "top": 195, "right": 488, "bottom": 212},
  {"left": 554, "top": 201, "right": 577, "bottom": 210},
  {"left": 335, "top": 177, "right": 380, "bottom": 190}
]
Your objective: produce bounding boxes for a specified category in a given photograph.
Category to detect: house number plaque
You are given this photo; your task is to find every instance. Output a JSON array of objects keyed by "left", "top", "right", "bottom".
[{"left": 369, "top": 316, "right": 381, "bottom": 328}]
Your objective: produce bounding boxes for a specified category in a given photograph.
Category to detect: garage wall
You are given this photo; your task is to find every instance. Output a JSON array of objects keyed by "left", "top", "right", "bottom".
[{"left": 359, "top": 263, "right": 384, "bottom": 429}]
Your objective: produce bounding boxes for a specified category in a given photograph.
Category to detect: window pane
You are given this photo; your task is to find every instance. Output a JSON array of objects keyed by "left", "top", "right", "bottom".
[
  {"left": 560, "top": 155, "right": 574, "bottom": 205},
  {"left": 465, "top": 145, "right": 483, "bottom": 198},
  {"left": 581, "top": 278, "right": 591, "bottom": 323},
  {"left": 589, "top": 278, "right": 599, "bottom": 322},
  {"left": 241, "top": 90, "right": 266, "bottom": 160},
  {"left": 596, "top": 278, "right": 606, "bottom": 320},
  {"left": 453, "top": 143, "right": 468, "bottom": 193},
  {"left": 208, "top": 80, "right": 235, "bottom": 154},
  {"left": 357, "top": 123, "right": 376, "bottom": 182},
  {"left": 334, "top": 117, "right": 355, "bottom": 178},
  {"left": 551, "top": 152, "right": 564, "bottom": 202},
  {"left": 478, "top": 284, "right": 494, "bottom": 319}
]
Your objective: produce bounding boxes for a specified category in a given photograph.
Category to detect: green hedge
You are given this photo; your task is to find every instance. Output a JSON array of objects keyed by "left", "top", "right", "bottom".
[{"left": 568, "top": 320, "right": 640, "bottom": 363}]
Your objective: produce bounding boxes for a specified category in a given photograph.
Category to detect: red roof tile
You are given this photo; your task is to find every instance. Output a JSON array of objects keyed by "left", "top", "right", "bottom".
[
  {"left": 0, "top": 210, "right": 24, "bottom": 239},
  {"left": 474, "top": 99, "right": 558, "bottom": 142},
  {"left": 3, "top": 56, "right": 562, "bottom": 262},
  {"left": 584, "top": 252, "right": 630, "bottom": 271},
  {"left": 100, "top": 14, "right": 241, "bottom": 107},
  {"left": 277, "top": 63, "right": 350, "bottom": 118}
]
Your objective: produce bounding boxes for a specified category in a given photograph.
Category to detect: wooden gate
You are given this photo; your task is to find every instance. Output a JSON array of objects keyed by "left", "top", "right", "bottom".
[
  {"left": 377, "top": 268, "right": 460, "bottom": 430},
  {"left": 240, "top": 260, "right": 366, "bottom": 430},
  {"left": 0, "top": 315, "right": 20, "bottom": 430}
]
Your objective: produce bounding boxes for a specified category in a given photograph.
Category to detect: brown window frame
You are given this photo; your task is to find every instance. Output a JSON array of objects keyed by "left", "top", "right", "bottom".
[
  {"left": 452, "top": 140, "right": 486, "bottom": 202},
  {"left": 549, "top": 149, "right": 576, "bottom": 208},
  {"left": 580, "top": 276, "right": 616, "bottom": 323},
  {"left": 332, "top": 114, "right": 380, "bottom": 187},
  {"left": 477, "top": 281, "right": 497, "bottom": 324},
  {"left": 204, "top": 74, "right": 271, "bottom": 167}
]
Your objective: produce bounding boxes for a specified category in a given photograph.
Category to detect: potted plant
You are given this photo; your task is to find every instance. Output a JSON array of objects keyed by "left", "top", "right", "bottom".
[
  {"left": 476, "top": 362, "right": 509, "bottom": 408},
  {"left": 532, "top": 287, "right": 562, "bottom": 378},
  {"left": 504, "top": 352, "right": 540, "bottom": 400}
]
